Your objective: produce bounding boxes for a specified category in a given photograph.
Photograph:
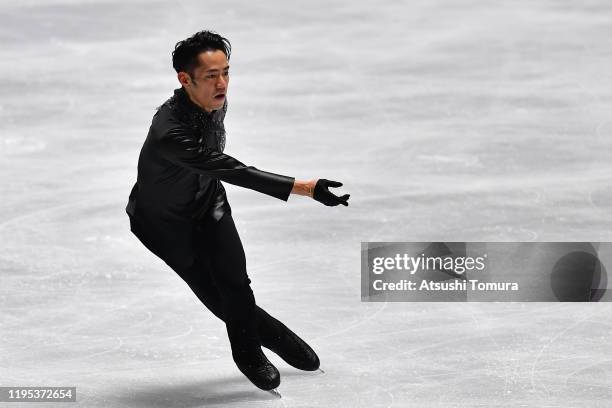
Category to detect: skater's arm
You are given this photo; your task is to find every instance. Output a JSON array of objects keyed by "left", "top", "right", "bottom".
[{"left": 154, "top": 114, "right": 294, "bottom": 201}]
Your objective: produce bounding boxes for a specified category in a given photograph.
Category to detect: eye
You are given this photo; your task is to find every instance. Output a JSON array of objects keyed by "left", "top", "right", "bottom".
[{"left": 223, "top": 71, "right": 230, "bottom": 77}]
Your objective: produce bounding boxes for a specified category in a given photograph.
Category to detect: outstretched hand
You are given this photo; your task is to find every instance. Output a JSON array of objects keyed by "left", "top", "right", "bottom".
[{"left": 313, "top": 179, "right": 350, "bottom": 207}]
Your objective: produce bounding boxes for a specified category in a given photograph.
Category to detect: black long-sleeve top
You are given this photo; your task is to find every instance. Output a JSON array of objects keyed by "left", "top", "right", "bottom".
[{"left": 126, "top": 88, "right": 295, "bottom": 228}]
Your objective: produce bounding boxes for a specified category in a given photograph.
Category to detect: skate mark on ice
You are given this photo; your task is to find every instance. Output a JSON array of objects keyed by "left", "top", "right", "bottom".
[
  {"left": 588, "top": 184, "right": 612, "bottom": 215},
  {"left": 376, "top": 333, "right": 490, "bottom": 370},
  {"left": 313, "top": 302, "right": 388, "bottom": 341},
  {"left": 465, "top": 303, "right": 518, "bottom": 396},
  {"left": 0, "top": 197, "right": 115, "bottom": 230},
  {"left": 132, "top": 310, "right": 153, "bottom": 327},
  {"left": 247, "top": 255, "right": 312, "bottom": 273},
  {"left": 165, "top": 324, "right": 194, "bottom": 341},
  {"left": 566, "top": 359, "right": 612, "bottom": 391},
  {"left": 62, "top": 336, "right": 124, "bottom": 362},
  {"left": 529, "top": 307, "right": 603, "bottom": 394}
]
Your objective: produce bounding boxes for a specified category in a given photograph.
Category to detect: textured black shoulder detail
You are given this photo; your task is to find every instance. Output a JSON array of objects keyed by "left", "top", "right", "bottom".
[{"left": 157, "top": 88, "right": 226, "bottom": 152}]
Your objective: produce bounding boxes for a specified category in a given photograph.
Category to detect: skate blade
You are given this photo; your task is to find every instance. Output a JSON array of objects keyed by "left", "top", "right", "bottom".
[
  {"left": 318, "top": 368, "right": 325, "bottom": 374},
  {"left": 268, "top": 388, "right": 282, "bottom": 398}
]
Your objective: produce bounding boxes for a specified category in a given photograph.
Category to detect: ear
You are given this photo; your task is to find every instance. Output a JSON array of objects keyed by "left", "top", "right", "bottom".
[{"left": 177, "top": 72, "right": 190, "bottom": 87}]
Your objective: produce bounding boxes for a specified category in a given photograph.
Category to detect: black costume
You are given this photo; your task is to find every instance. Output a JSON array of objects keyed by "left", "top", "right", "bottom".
[
  {"left": 126, "top": 88, "right": 319, "bottom": 390},
  {"left": 126, "top": 87, "right": 295, "bottom": 271}
]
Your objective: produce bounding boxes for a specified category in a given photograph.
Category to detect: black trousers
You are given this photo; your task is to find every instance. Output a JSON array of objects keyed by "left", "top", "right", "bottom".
[{"left": 167, "top": 213, "right": 277, "bottom": 340}]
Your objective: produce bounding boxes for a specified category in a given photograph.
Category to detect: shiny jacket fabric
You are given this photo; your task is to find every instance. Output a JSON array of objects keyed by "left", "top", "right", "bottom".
[{"left": 126, "top": 88, "right": 295, "bottom": 270}]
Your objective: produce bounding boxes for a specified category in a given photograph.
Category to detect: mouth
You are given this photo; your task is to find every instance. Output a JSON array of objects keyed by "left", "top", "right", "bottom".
[{"left": 214, "top": 93, "right": 226, "bottom": 101}]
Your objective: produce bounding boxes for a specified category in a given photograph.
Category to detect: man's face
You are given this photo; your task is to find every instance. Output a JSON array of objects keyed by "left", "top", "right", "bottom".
[{"left": 180, "top": 49, "right": 229, "bottom": 112}]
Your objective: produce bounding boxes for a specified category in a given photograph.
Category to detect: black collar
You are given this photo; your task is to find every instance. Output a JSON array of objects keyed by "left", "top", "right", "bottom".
[
  {"left": 174, "top": 87, "right": 212, "bottom": 115},
  {"left": 165, "top": 87, "right": 227, "bottom": 127}
]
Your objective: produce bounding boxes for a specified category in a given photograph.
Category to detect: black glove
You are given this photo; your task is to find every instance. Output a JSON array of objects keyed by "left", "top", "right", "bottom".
[{"left": 313, "top": 179, "right": 350, "bottom": 207}]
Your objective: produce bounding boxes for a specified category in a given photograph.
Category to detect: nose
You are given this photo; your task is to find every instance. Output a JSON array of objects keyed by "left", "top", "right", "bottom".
[{"left": 217, "top": 76, "right": 227, "bottom": 89}]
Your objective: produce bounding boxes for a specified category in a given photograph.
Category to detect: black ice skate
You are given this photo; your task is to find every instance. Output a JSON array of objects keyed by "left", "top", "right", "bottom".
[
  {"left": 228, "top": 325, "right": 281, "bottom": 391},
  {"left": 258, "top": 311, "right": 320, "bottom": 371},
  {"left": 232, "top": 347, "right": 280, "bottom": 391}
]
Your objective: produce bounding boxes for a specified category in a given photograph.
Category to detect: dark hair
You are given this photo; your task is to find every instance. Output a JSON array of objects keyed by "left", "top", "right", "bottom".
[{"left": 172, "top": 30, "right": 231, "bottom": 76}]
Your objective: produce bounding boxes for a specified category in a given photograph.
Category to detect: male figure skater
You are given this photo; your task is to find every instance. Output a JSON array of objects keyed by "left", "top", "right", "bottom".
[{"left": 125, "top": 30, "right": 350, "bottom": 393}]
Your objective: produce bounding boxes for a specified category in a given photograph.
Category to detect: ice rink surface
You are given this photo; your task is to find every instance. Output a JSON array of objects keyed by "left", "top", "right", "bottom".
[{"left": 1, "top": 0, "right": 612, "bottom": 406}]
